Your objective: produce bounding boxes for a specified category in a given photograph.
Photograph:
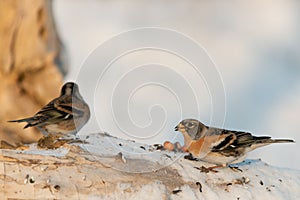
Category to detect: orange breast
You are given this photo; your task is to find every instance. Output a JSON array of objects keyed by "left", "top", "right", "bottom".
[{"left": 188, "top": 138, "right": 205, "bottom": 157}]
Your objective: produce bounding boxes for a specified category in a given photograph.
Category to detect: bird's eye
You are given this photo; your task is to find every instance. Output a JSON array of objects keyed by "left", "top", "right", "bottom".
[{"left": 187, "top": 123, "right": 194, "bottom": 128}]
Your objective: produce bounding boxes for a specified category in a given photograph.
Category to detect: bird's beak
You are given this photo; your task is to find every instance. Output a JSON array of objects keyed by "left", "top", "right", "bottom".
[
  {"left": 175, "top": 123, "right": 185, "bottom": 132},
  {"left": 175, "top": 123, "right": 183, "bottom": 131},
  {"left": 174, "top": 125, "right": 179, "bottom": 131}
]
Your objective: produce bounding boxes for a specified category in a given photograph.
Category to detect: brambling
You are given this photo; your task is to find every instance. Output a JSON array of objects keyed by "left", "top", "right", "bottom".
[
  {"left": 175, "top": 119, "right": 294, "bottom": 171},
  {"left": 8, "top": 82, "right": 90, "bottom": 137}
]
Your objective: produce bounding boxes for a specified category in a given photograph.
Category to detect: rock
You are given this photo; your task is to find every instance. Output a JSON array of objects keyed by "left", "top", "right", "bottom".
[
  {"left": 0, "top": 133, "right": 299, "bottom": 199},
  {"left": 0, "top": 0, "right": 67, "bottom": 145}
]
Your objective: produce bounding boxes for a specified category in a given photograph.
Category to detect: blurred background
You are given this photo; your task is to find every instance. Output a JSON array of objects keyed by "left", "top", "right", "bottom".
[{"left": 52, "top": 0, "right": 300, "bottom": 169}]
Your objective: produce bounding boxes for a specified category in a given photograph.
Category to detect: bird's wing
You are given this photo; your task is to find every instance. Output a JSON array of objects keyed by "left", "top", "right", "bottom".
[
  {"left": 211, "top": 128, "right": 294, "bottom": 154},
  {"left": 24, "top": 100, "right": 67, "bottom": 128},
  {"left": 36, "top": 97, "right": 85, "bottom": 121},
  {"left": 8, "top": 95, "right": 87, "bottom": 129},
  {"left": 211, "top": 130, "right": 260, "bottom": 151},
  {"left": 56, "top": 99, "right": 86, "bottom": 118}
]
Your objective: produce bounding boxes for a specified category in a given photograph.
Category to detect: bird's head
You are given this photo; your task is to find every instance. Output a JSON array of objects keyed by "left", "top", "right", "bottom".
[
  {"left": 175, "top": 119, "right": 206, "bottom": 140},
  {"left": 60, "top": 82, "right": 83, "bottom": 99}
]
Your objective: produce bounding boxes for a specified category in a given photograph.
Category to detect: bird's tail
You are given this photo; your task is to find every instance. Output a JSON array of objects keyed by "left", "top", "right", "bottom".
[
  {"left": 253, "top": 136, "right": 295, "bottom": 144},
  {"left": 248, "top": 136, "right": 295, "bottom": 151},
  {"left": 7, "top": 118, "right": 34, "bottom": 129},
  {"left": 269, "top": 139, "right": 295, "bottom": 143},
  {"left": 8, "top": 118, "right": 28, "bottom": 123}
]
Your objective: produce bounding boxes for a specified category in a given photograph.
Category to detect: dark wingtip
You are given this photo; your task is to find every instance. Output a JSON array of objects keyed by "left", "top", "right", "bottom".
[
  {"left": 8, "top": 119, "right": 32, "bottom": 129},
  {"left": 7, "top": 119, "right": 20, "bottom": 123},
  {"left": 7, "top": 118, "right": 29, "bottom": 123},
  {"left": 23, "top": 124, "right": 31, "bottom": 129},
  {"left": 273, "top": 139, "right": 295, "bottom": 143},
  {"left": 174, "top": 126, "right": 178, "bottom": 131}
]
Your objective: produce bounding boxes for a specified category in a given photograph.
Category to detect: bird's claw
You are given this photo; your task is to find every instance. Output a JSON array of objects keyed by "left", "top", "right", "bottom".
[
  {"left": 229, "top": 166, "right": 243, "bottom": 172},
  {"left": 200, "top": 166, "right": 219, "bottom": 173}
]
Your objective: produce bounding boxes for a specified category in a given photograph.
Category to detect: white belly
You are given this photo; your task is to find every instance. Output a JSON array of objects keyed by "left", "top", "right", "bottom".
[{"left": 200, "top": 153, "right": 247, "bottom": 165}]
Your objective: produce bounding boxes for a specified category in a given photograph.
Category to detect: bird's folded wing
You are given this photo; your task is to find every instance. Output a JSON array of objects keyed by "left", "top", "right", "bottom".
[
  {"left": 211, "top": 131, "right": 258, "bottom": 151},
  {"left": 56, "top": 102, "right": 85, "bottom": 118}
]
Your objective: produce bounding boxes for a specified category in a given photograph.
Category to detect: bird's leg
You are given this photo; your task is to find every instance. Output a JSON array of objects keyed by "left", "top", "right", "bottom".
[
  {"left": 228, "top": 164, "right": 243, "bottom": 172},
  {"left": 184, "top": 153, "right": 199, "bottom": 161},
  {"left": 66, "top": 138, "right": 88, "bottom": 144},
  {"left": 37, "top": 133, "right": 69, "bottom": 149},
  {"left": 56, "top": 134, "right": 88, "bottom": 144},
  {"left": 195, "top": 164, "right": 227, "bottom": 173},
  {"left": 38, "top": 133, "right": 57, "bottom": 149}
]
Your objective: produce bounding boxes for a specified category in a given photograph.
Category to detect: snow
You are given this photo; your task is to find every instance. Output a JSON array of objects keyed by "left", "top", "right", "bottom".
[
  {"left": 16, "top": 132, "right": 299, "bottom": 199},
  {"left": 17, "top": 144, "right": 69, "bottom": 157},
  {"left": 77, "top": 133, "right": 181, "bottom": 173},
  {"left": 80, "top": 133, "right": 300, "bottom": 200},
  {"left": 1, "top": 132, "right": 296, "bottom": 199}
]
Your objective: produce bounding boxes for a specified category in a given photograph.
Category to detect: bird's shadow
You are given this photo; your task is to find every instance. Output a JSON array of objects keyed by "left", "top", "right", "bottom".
[
  {"left": 184, "top": 153, "right": 262, "bottom": 168},
  {"left": 228, "top": 159, "right": 262, "bottom": 168}
]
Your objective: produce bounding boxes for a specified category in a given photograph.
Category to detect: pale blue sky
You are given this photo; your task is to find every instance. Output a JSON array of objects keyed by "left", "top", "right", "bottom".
[{"left": 53, "top": 0, "right": 300, "bottom": 169}]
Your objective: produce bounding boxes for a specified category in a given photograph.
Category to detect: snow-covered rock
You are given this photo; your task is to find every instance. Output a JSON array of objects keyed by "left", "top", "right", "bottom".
[{"left": 0, "top": 133, "right": 299, "bottom": 199}]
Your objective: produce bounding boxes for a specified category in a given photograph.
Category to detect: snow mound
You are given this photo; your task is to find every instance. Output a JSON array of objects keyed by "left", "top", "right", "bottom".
[
  {"left": 1, "top": 133, "right": 299, "bottom": 199},
  {"left": 79, "top": 133, "right": 300, "bottom": 199}
]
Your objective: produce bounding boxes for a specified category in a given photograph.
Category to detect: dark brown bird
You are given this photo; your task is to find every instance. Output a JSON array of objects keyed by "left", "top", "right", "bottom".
[{"left": 8, "top": 82, "right": 90, "bottom": 136}]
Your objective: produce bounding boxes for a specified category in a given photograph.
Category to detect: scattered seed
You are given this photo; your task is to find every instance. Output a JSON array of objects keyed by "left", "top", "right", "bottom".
[
  {"left": 279, "top": 179, "right": 282, "bottom": 183},
  {"left": 259, "top": 180, "right": 264, "bottom": 185},
  {"left": 243, "top": 177, "right": 250, "bottom": 184},
  {"left": 54, "top": 185, "right": 60, "bottom": 191},
  {"left": 40, "top": 166, "right": 48, "bottom": 171},
  {"left": 162, "top": 154, "right": 172, "bottom": 159},
  {"left": 119, "top": 143, "right": 122, "bottom": 146},
  {"left": 24, "top": 174, "right": 29, "bottom": 184},
  {"left": 174, "top": 142, "right": 182, "bottom": 151},
  {"left": 29, "top": 177, "right": 35, "bottom": 184},
  {"left": 121, "top": 154, "right": 126, "bottom": 163},
  {"left": 164, "top": 141, "right": 175, "bottom": 151},
  {"left": 232, "top": 177, "right": 250, "bottom": 185},
  {"left": 196, "top": 182, "right": 202, "bottom": 192},
  {"left": 117, "top": 152, "right": 126, "bottom": 163},
  {"left": 140, "top": 146, "right": 146, "bottom": 150},
  {"left": 153, "top": 144, "right": 164, "bottom": 150},
  {"left": 172, "top": 189, "right": 182, "bottom": 194}
]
